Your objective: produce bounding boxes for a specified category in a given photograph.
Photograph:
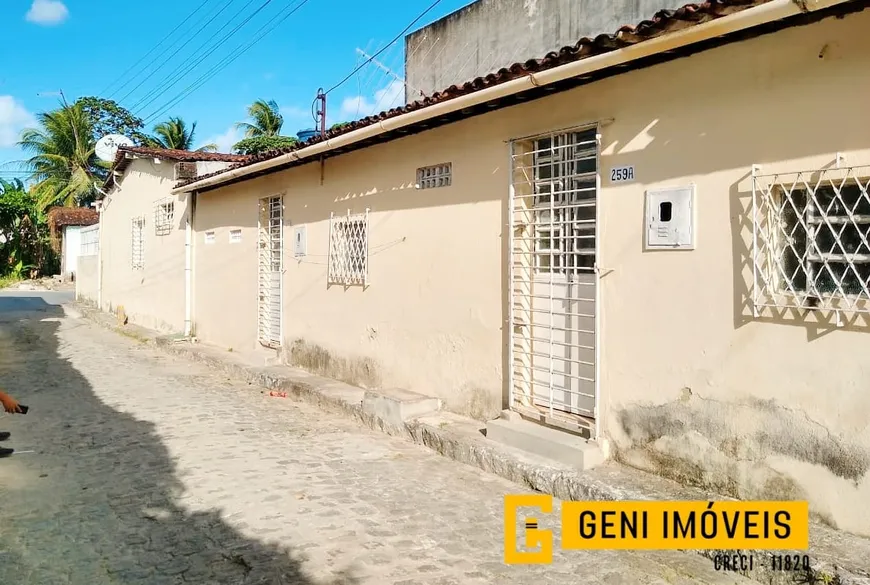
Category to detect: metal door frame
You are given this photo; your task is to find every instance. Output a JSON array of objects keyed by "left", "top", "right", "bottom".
[
  {"left": 507, "top": 122, "right": 602, "bottom": 440},
  {"left": 257, "top": 194, "right": 284, "bottom": 348}
]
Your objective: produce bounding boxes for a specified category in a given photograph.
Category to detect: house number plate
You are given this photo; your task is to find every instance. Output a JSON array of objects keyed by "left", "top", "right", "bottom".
[{"left": 610, "top": 165, "right": 635, "bottom": 183}]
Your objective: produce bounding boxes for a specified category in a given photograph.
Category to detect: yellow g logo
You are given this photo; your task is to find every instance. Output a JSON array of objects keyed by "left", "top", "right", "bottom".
[{"left": 504, "top": 494, "right": 553, "bottom": 564}]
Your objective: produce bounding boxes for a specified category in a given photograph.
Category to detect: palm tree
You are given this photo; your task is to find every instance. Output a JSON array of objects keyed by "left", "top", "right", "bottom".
[
  {"left": 148, "top": 117, "right": 216, "bottom": 152},
  {"left": 235, "top": 99, "right": 283, "bottom": 138},
  {"left": 18, "top": 102, "right": 104, "bottom": 210}
]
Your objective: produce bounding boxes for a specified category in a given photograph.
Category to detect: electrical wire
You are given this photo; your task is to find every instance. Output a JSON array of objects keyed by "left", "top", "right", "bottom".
[
  {"left": 133, "top": 0, "right": 276, "bottom": 119},
  {"left": 323, "top": 0, "right": 444, "bottom": 96},
  {"left": 100, "top": 0, "right": 212, "bottom": 98},
  {"left": 141, "top": 0, "right": 313, "bottom": 125},
  {"left": 122, "top": 0, "right": 246, "bottom": 110}
]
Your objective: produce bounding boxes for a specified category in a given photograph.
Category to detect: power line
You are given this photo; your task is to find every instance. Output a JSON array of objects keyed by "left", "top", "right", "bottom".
[
  {"left": 323, "top": 0, "right": 444, "bottom": 96},
  {"left": 133, "top": 0, "right": 275, "bottom": 119},
  {"left": 121, "top": 0, "right": 244, "bottom": 110},
  {"left": 100, "top": 0, "right": 212, "bottom": 98},
  {"left": 142, "top": 0, "right": 313, "bottom": 126}
]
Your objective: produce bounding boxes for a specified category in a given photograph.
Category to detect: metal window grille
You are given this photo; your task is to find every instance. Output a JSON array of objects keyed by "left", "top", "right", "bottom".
[
  {"left": 257, "top": 196, "right": 283, "bottom": 348},
  {"left": 80, "top": 224, "right": 99, "bottom": 257},
  {"left": 204, "top": 231, "right": 215, "bottom": 244},
  {"left": 416, "top": 163, "right": 452, "bottom": 189},
  {"left": 328, "top": 209, "right": 369, "bottom": 286},
  {"left": 528, "top": 134, "right": 597, "bottom": 275},
  {"left": 509, "top": 126, "right": 599, "bottom": 432},
  {"left": 752, "top": 163, "right": 870, "bottom": 315},
  {"left": 229, "top": 229, "right": 242, "bottom": 243},
  {"left": 154, "top": 198, "right": 175, "bottom": 236},
  {"left": 131, "top": 216, "right": 145, "bottom": 270}
]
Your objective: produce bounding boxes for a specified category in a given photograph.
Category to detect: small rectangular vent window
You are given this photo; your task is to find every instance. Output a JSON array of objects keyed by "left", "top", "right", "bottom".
[{"left": 417, "top": 163, "right": 452, "bottom": 189}]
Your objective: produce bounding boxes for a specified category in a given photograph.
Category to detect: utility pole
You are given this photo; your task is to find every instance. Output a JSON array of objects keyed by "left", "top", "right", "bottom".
[
  {"left": 37, "top": 89, "right": 81, "bottom": 148},
  {"left": 314, "top": 88, "right": 327, "bottom": 138}
]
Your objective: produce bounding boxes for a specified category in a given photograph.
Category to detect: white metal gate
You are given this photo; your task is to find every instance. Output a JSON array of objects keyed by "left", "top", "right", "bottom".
[
  {"left": 509, "top": 126, "right": 599, "bottom": 434},
  {"left": 257, "top": 196, "right": 283, "bottom": 348}
]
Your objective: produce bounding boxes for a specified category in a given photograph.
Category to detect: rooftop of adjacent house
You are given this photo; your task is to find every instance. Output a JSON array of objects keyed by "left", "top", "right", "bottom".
[
  {"left": 104, "top": 146, "right": 250, "bottom": 191},
  {"left": 46, "top": 207, "right": 100, "bottom": 231},
  {"left": 175, "top": 0, "right": 794, "bottom": 192}
]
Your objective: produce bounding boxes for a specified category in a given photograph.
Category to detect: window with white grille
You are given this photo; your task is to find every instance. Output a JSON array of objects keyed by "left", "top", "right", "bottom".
[
  {"left": 154, "top": 198, "right": 174, "bottom": 236},
  {"left": 328, "top": 210, "right": 368, "bottom": 286},
  {"left": 204, "top": 231, "right": 215, "bottom": 244},
  {"left": 530, "top": 130, "right": 598, "bottom": 274},
  {"left": 80, "top": 225, "right": 99, "bottom": 257},
  {"left": 229, "top": 229, "right": 242, "bottom": 243},
  {"left": 752, "top": 165, "right": 870, "bottom": 313},
  {"left": 131, "top": 216, "right": 145, "bottom": 270},
  {"left": 416, "top": 163, "right": 452, "bottom": 189}
]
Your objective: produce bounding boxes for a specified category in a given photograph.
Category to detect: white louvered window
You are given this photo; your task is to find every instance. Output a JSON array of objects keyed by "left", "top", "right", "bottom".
[
  {"left": 328, "top": 210, "right": 369, "bottom": 286},
  {"left": 752, "top": 164, "right": 870, "bottom": 313},
  {"left": 131, "top": 216, "right": 145, "bottom": 270},
  {"left": 416, "top": 163, "right": 452, "bottom": 189}
]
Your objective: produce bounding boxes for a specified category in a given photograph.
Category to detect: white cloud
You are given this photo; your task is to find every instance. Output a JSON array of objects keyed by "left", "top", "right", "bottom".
[
  {"left": 25, "top": 0, "right": 69, "bottom": 26},
  {"left": 339, "top": 80, "right": 405, "bottom": 122},
  {"left": 202, "top": 126, "right": 241, "bottom": 154},
  {"left": 0, "top": 96, "right": 36, "bottom": 148}
]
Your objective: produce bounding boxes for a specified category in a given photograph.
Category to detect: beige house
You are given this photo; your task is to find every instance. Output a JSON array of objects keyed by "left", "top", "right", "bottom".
[
  {"left": 84, "top": 0, "right": 870, "bottom": 536},
  {"left": 81, "top": 146, "right": 247, "bottom": 333}
]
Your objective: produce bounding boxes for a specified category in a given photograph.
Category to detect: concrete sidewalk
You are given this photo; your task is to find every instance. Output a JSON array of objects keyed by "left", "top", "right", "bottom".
[{"left": 71, "top": 302, "right": 870, "bottom": 585}]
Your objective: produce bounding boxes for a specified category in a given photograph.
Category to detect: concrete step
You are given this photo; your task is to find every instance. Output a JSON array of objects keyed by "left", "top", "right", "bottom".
[
  {"left": 362, "top": 388, "right": 441, "bottom": 426},
  {"left": 486, "top": 411, "right": 605, "bottom": 471}
]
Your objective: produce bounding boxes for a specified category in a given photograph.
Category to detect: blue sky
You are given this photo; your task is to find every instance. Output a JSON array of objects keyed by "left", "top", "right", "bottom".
[{"left": 0, "top": 0, "right": 470, "bottom": 179}]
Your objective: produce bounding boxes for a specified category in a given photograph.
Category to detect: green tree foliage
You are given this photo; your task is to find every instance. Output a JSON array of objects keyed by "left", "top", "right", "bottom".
[
  {"left": 75, "top": 96, "right": 149, "bottom": 146},
  {"left": 18, "top": 102, "right": 106, "bottom": 210},
  {"left": 147, "top": 117, "right": 216, "bottom": 152},
  {"left": 0, "top": 179, "right": 55, "bottom": 278},
  {"left": 232, "top": 135, "right": 299, "bottom": 155},
  {"left": 235, "top": 99, "right": 284, "bottom": 138}
]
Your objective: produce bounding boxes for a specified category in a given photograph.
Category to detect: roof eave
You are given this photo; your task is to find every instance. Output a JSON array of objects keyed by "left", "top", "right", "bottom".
[{"left": 173, "top": 0, "right": 854, "bottom": 195}]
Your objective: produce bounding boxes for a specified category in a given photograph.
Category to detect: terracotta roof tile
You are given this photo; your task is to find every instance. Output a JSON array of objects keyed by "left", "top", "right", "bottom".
[
  {"left": 47, "top": 206, "right": 99, "bottom": 229},
  {"left": 103, "top": 146, "right": 249, "bottom": 191},
  {"left": 177, "top": 0, "right": 779, "bottom": 189},
  {"left": 114, "top": 146, "right": 248, "bottom": 164}
]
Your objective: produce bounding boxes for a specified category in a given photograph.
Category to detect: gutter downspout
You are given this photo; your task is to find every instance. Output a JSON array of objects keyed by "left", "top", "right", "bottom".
[
  {"left": 184, "top": 192, "right": 196, "bottom": 337},
  {"left": 96, "top": 203, "right": 103, "bottom": 310},
  {"left": 172, "top": 0, "right": 846, "bottom": 195}
]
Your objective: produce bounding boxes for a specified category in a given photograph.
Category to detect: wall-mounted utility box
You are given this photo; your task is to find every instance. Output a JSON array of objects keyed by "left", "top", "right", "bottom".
[
  {"left": 293, "top": 225, "right": 306, "bottom": 257},
  {"left": 644, "top": 185, "right": 695, "bottom": 250}
]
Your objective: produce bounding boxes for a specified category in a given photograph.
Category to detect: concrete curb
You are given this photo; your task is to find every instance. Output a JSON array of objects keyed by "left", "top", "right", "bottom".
[{"left": 71, "top": 302, "right": 870, "bottom": 585}]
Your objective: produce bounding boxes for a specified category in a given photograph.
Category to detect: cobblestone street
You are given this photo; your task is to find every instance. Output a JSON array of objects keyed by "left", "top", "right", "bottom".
[{"left": 0, "top": 294, "right": 747, "bottom": 585}]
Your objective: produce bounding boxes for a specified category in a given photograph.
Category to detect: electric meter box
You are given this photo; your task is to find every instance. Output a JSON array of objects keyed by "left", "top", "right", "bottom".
[{"left": 644, "top": 185, "right": 696, "bottom": 250}]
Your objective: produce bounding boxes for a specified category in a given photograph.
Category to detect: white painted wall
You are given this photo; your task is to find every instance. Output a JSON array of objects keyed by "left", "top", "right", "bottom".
[{"left": 63, "top": 226, "right": 82, "bottom": 276}]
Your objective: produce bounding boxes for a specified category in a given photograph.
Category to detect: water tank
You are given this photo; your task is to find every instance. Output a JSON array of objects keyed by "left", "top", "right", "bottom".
[{"left": 296, "top": 128, "right": 318, "bottom": 142}]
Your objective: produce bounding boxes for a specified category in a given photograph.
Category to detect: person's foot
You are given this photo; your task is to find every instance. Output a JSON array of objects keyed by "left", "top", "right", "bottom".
[
  {"left": 0, "top": 431, "right": 10, "bottom": 442},
  {"left": 0, "top": 447, "right": 13, "bottom": 458}
]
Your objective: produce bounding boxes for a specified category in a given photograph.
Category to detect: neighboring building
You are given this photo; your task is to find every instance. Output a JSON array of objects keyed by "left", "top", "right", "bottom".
[
  {"left": 88, "top": 146, "right": 247, "bottom": 333},
  {"left": 90, "top": 0, "right": 870, "bottom": 537},
  {"left": 403, "top": 0, "right": 690, "bottom": 102},
  {"left": 47, "top": 207, "right": 99, "bottom": 280}
]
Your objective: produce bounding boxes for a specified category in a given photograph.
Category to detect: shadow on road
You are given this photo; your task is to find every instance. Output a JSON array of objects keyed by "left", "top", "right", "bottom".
[{"left": 0, "top": 298, "right": 359, "bottom": 585}]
